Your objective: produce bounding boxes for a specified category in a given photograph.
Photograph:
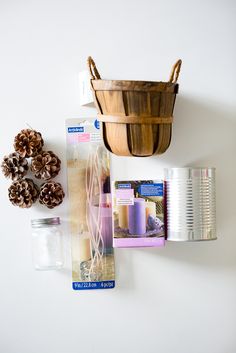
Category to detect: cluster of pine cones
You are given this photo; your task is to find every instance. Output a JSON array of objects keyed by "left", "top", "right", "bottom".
[{"left": 1, "top": 128, "right": 65, "bottom": 209}]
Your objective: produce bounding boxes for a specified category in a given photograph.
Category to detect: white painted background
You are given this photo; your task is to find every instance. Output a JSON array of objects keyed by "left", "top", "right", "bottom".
[{"left": 0, "top": 1, "right": 236, "bottom": 352}]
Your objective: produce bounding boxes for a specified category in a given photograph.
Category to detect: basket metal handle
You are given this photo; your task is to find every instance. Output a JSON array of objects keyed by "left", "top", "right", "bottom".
[
  {"left": 87, "top": 56, "right": 101, "bottom": 80},
  {"left": 169, "top": 59, "right": 182, "bottom": 83}
]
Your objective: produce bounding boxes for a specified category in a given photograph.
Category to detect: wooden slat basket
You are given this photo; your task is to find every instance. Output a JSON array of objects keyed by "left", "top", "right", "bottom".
[{"left": 88, "top": 57, "right": 182, "bottom": 157}]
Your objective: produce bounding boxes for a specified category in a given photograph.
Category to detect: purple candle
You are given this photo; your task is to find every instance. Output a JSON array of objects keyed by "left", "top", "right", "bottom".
[
  {"left": 91, "top": 194, "right": 113, "bottom": 252},
  {"left": 100, "top": 205, "right": 113, "bottom": 251},
  {"left": 128, "top": 198, "right": 146, "bottom": 236}
]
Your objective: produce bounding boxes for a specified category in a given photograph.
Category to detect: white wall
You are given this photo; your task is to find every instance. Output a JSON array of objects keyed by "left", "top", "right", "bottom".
[{"left": 0, "top": 1, "right": 236, "bottom": 352}]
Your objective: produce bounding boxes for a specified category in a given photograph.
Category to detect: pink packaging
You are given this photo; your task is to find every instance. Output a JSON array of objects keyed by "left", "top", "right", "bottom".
[{"left": 112, "top": 180, "right": 165, "bottom": 248}]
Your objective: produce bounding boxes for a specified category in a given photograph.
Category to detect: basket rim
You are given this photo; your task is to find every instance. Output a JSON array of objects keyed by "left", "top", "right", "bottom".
[{"left": 91, "top": 79, "right": 179, "bottom": 92}]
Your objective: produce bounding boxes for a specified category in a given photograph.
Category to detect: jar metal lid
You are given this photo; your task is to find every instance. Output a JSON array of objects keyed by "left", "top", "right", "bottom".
[{"left": 31, "top": 217, "right": 61, "bottom": 227}]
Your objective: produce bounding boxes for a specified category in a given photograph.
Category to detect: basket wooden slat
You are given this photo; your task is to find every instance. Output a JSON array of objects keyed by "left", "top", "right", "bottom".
[
  {"left": 96, "top": 90, "right": 132, "bottom": 156},
  {"left": 92, "top": 80, "right": 178, "bottom": 92},
  {"left": 124, "top": 91, "right": 153, "bottom": 156},
  {"left": 87, "top": 57, "right": 181, "bottom": 157},
  {"left": 155, "top": 91, "right": 176, "bottom": 154},
  {"left": 98, "top": 115, "right": 173, "bottom": 124}
]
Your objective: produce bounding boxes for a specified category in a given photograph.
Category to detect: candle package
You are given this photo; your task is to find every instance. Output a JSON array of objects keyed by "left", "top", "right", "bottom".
[
  {"left": 66, "top": 118, "right": 115, "bottom": 290},
  {"left": 112, "top": 180, "right": 165, "bottom": 248}
]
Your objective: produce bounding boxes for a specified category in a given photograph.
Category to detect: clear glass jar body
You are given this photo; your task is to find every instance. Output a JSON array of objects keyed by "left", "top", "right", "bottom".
[{"left": 31, "top": 221, "right": 64, "bottom": 270}]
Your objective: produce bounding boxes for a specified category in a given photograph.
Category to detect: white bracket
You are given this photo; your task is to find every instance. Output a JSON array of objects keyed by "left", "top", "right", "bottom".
[{"left": 78, "top": 70, "right": 95, "bottom": 107}]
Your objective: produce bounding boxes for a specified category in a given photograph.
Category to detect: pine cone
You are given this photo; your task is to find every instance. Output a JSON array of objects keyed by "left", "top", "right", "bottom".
[
  {"left": 31, "top": 151, "right": 61, "bottom": 180},
  {"left": 1, "top": 152, "right": 28, "bottom": 181},
  {"left": 14, "top": 129, "right": 44, "bottom": 158},
  {"left": 39, "top": 181, "right": 65, "bottom": 209},
  {"left": 8, "top": 178, "right": 39, "bottom": 208}
]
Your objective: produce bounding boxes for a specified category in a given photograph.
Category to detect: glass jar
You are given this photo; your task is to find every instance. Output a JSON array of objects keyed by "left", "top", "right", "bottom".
[{"left": 31, "top": 217, "right": 64, "bottom": 270}]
